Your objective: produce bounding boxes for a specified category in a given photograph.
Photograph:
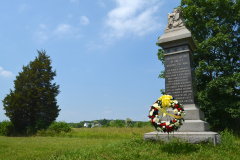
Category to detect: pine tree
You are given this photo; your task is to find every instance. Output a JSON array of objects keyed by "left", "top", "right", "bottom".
[{"left": 2, "top": 50, "right": 60, "bottom": 132}]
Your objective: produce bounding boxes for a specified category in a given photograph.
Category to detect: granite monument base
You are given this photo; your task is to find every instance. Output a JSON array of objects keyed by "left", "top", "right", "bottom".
[{"left": 144, "top": 131, "right": 221, "bottom": 145}]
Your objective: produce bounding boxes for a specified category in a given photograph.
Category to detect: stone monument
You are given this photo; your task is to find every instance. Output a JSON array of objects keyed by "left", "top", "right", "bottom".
[{"left": 144, "top": 7, "right": 221, "bottom": 145}]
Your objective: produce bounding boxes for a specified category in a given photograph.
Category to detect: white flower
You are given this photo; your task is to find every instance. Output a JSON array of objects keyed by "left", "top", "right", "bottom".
[
  {"left": 149, "top": 109, "right": 154, "bottom": 116},
  {"left": 153, "top": 117, "right": 159, "bottom": 123},
  {"left": 173, "top": 100, "right": 178, "bottom": 104},
  {"left": 175, "top": 122, "right": 180, "bottom": 126},
  {"left": 177, "top": 112, "right": 181, "bottom": 115},
  {"left": 173, "top": 109, "right": 178, "bottom": 114},
  {"left": 157, "top": 123, "right": 160, "bottom": 125},
  {"left": 163, "top": 126, "right": 165, "bottom": 128},
  {"left": 166, "top": 122, "right": 170, "bottom": 126}
]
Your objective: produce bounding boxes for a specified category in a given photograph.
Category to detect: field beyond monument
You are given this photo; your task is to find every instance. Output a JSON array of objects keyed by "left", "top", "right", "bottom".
[{"left": 0, "top": 127, "right": 239, "bottom": 159}]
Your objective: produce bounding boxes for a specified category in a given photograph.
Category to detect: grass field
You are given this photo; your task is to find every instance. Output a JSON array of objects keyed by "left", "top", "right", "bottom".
[{"left": 0, "top": 127, "right": 239, "bottom": 159}]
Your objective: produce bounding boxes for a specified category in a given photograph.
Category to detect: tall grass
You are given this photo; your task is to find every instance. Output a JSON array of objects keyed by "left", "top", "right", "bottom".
[{"left": 0, "top": 127, "right": 239, "bottom": 159}]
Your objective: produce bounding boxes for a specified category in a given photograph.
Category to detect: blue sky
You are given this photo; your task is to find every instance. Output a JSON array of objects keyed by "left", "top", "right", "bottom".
[{"left": 0, "top": 0, "right": 181, "bottom": 123}]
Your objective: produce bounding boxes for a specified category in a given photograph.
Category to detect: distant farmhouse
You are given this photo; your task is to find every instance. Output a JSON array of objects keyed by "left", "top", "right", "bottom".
[{"left": 83, "top": 123, "right": 101, "bottom": 128}]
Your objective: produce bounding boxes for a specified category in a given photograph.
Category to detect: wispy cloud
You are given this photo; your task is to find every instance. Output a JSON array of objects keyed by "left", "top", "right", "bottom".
[
  {"left": 102, "top": 0, "right": 163, "bottom": 40},
  {"left": 80, "top": 16, "right": 90, "bottom": 25},
  {"left": 86, "top": 40, "right": 106, "bottom": 51},
  {"left": 67, "top": 14, "right": 73, "bottom": 19},
  {"left": 0, "top": 67, "right": 14, "bottom": 78},
  {"left": 34, "top": 24, "right": 49, "bottom": 43},
  {"left": 97, "top": 0, "right": 106, "bottom": 7},
  {"left": 34, "top": 23, "right": 82, "bottom": 43},
  {"left": 104, "top": 111, "right": 112, "bottom": 114},
  {"left": 54, "top": 24, "right": 74, "bottom": 35},
  {"left": 70, "top": 0, "right": 79, "bottom": 3},
  {"left": 19, "top": 4, "right": 27, "bottom": 12}
]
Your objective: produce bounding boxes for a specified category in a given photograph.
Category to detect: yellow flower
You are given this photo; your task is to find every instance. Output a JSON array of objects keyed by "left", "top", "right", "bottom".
[{"left": 159, "top": 95, "right": 173, "bottom": 108}]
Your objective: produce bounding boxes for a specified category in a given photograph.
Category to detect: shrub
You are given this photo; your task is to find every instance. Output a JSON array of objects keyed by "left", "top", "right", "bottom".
[
  {"left": 48, "top": 121, "right": 72, "bottom": 133},
  {"left": 134, "top": 122, "right": 143, "bottom": 128},
  {"left": 0, "top": 120, "right": 14, "bottom": 136}
]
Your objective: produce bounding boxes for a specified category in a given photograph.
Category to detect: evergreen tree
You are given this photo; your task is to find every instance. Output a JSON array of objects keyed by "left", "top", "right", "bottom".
[
  {"left": 157, "top": 0, "right": 240, "bottom": 131},
  {"left": 102, "top": 118, "right": 107, "bottom": 125},
  {"left": 2, "top": 50, "right": 60, "bottom": 132}
]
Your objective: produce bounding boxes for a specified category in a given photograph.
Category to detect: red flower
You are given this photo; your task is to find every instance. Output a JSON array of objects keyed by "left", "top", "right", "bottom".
[
  {"left": 166, "top": 125, "right": 169, "bottom": 129},
  {"left": 154, "top": 108, "right": 158, "bottom": 111},
  {"left": 155, "top": 101, "right": 157, "bottom": 103},
  {"left": 163, "top": 123, "right": 166, "bottom": 126},
  {"left": 151, "top": 116, "right": 154, "bottom": 118},
  {"left": 160, "top": 123, "right": 163, "bottom": 127},
  {"left": 167, "top": 130, "right": 169, "bottom": 133},
  {"left": 178, "top": 108, "right": 181, "bottom": 111},
  {"left": 170, "top": 127, "right": 174, "bottom": 130},
  {"left": 151, "top": 119, "right": 155, "bottom": 124},
  {"left": 175, "top": 104, "right": 179, "bottom": 108},
  {"left": 173, "top": 119, "right": 176, "bottom": 123}
]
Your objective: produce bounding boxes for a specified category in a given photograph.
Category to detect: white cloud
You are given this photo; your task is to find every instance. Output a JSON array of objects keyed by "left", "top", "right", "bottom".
[
  {"left": 70, "top": 0, "right": 79, "bottom": 3},
  {"left": 54, "top": 24, "right": 73, "bottom": 35},
  {"left": 80, "top": 16, "right": 89, "bottom": 25},
  {"left": 102, "top": 0, "right": 163, "bottom": 39},
  {"left": 98, "top": 0, "right": 106, "bottom": 7},
  {"left": 0, "top": 67, "right": 14, "bottom": 78}
]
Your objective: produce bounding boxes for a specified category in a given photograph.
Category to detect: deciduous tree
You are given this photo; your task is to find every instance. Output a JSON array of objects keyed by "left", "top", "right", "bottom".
[{"left": 157, "top": 0, "right": 240, "bottom": 131}]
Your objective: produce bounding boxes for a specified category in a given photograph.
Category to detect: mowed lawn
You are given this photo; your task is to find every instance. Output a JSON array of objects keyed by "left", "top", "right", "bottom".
[{"left": 0, "top": 127, "right": 240, "bottom": 160}]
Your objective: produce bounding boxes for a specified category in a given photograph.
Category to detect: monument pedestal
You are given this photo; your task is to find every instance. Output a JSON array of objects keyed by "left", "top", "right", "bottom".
[
  {"left": 144, "top": 8, "right": 220, "bottom": 144},
  {"left": 144, "top": 131, "right": 221, "bottom": 145},
  {"left": 144, "top": 104, "right": 221, "bottom": 145}
]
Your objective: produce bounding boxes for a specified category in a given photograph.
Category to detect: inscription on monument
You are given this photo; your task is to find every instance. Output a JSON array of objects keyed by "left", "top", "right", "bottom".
[{"left": 165, "top": 51, "right": 196, "bottom": 104}]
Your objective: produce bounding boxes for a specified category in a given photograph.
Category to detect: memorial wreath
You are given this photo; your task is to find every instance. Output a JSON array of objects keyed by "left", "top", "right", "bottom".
[{"left": 148, "top": 95, "right": 185, "bottom": 133}]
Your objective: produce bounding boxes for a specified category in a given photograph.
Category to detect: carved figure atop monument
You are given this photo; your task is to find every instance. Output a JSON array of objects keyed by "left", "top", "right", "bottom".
[{"left": 165, "top": 7, "right": 185, "bottom": 30}]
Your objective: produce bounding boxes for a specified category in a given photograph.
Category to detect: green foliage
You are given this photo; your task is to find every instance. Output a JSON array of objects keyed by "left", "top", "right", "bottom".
[
  {"left": 157, "top": 0, "right": 240, "bottom": 131},
  {"left": 102, "top": 119, "right": 125, "bottom": 127},
  {"left": 125, "top": 118, "right": 133, "bottom": 128},
  {"left": 134, "top": 122, "right": 143, "bottom": 128},
  {"left": 71, "top": 123, "right": 83, "bottom": 128},
  {"left": 102, "top": 118, "right": 107, "bottom": 125},
  {"left": 2, "top": 50, "right": 60, "bottom": 133},
  {"left": 0, "top": 120, "right": 14, "bottom": 136},
  {"left": 87, "top": 123, "right": 92, "bottom": 128},
  {"left": 180, "top": 0, "right": 240, "bottom": 131},
  {"left": 93, "top": 120, "right": 98, "bottom": 124},
  {"left": 48, "top": 121, "right": 72, "bottom": 133}
]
